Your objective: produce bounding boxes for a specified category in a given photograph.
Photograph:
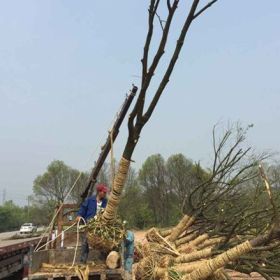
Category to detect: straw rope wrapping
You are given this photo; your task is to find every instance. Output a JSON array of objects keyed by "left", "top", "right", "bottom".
[
  {"left": 183, "top": 240, "right": 253, "bottom": 280},
  {"left": 208, "top": 269, "right": 228, "bottom": 280},
  {"left": 102, "top": 157, "right": 130, "bottom": 222},
  {"left": 176, "top": 232, "right": 200, "bottom": 247},
  {"left": 175, "top": 248, "right": 213, "bottom": 264},
  {"left": 169, "top": 216, "right": 195, "bottom": 243},
  {"left": 159, "top": 229, "right": 172, "bottom": 238},
  {"left": 197, "top": 237, "right": 226, "bottom": 250},
  {"left": 188, "top": 234, "right": 209, "bottom": 248},
  {"left": 179, "top": 234, "right": 209, "bottom": 254},
  {"left": 146, "top": 228, "right": 180, "bottom": 257},
  {"left": 75, "top": 265, "right": 90, "bottom": 280},
  {"left": 135, "top": 255, "right": 157, "bottom": 280},
  {"left": 173, "top": 261, "right": 206, "bottom": 274}
]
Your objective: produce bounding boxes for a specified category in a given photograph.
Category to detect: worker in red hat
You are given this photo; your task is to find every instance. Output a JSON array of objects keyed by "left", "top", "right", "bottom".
[{"left": 76, "top": 183, "right": 109, "bottom": 263}]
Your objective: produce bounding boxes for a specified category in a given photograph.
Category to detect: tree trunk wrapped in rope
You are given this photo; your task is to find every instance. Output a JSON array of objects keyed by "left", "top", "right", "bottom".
[
  {"left": 182, "top": 241, "right": 252, "bottom": 280},
  {"left": 102, "top": 157, "right": 131, "bottom": 222},
  {"left": 168, "top": 215, "right": 194, "bottom": 243},
  {"left": 87, "top": 157, "right": 130, "bottom": 251}
]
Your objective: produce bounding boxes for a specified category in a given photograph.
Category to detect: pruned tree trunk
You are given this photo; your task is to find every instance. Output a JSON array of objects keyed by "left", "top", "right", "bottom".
[
  {"left": 102, "top": 157, "right": 131, "bottom": 222},
  {"left": 106, "top": 251, "right": 120, "bottom": 269},
  {"left": 168, "top": 215, "right": 194, "bottom": 242}
]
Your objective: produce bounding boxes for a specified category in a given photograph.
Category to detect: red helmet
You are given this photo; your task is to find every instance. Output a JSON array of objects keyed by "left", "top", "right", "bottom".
[{"left": 96, "top": 184, "right": 109, "bottom": 193}]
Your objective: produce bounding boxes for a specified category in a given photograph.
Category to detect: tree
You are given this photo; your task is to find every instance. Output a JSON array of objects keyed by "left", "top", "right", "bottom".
[
  {"left": 139, "top": 154, "right": 173, "bottom": 226},
  {"left": 135, "top": 126, "right": 280, "bottom": 280},
  {"left": 0, "top": 201, "right": 26, "bottom": 232},
  {"left": 33, "top": 160, "right": 87, "bottom": 205},
  {"left": 119, "top": 184, "right": 153, "bottom": 229},
  {"left": 102, "top": 0, "right": 219, "bottom": 222},
  {"left": 180, "top": 124, "right": 272, "bottom": 237},
  {"left": 166, "top": 154, "right": 208, "bottom": 212}
]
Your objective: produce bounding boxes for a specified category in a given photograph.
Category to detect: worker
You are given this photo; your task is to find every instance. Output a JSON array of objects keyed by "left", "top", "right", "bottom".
[
  {"left": 124, "top": 230, "right": 134, "bottom": 280},
  {"left": 76, "top": 183, "right": 108, "bottom": 263}
]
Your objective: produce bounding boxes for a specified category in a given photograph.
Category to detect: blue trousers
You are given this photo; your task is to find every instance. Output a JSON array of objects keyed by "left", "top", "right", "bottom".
[
  {"left": 80, "top": 233, "right": 89, "bottom": 264},
  {"left": 124, "top": 231, "right": 134, "bottom": 273},
  {"left": 80, "top": 231, "right": 135, "bottom": 271}
]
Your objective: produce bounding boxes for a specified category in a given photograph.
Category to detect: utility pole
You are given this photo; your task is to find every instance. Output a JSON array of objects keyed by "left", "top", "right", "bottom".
[
  {"left": 27, "top": 196, "right": 30, "bottom": 221},
  {"left": 2, "top": 188, "right": 6, "bottom": 205}
]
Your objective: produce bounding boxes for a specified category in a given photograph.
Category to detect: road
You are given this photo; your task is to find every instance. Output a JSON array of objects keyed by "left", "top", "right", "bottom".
[
  {"left": 0, "top": 230, "right": 19, "bottom": 241},
  {"left": 0, "top": 228, "right": 45, "bottom": 248}
]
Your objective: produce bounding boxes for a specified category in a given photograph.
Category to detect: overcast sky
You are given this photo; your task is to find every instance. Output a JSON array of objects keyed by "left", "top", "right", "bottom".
[{"left": 0, "top": 1, "right": 279, "bottom": 205}]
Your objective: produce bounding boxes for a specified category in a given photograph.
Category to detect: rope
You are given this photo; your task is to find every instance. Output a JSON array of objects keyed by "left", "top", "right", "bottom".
[
  {"left": 175, "top": 248, "right": 213, "bottom": 264},
  {"left": 110, "top": 128, "right": 115, "bottom": 189},
  {"left": 36, "top": 221, "right": 78, "bottom": 251},
  {"left": 259, "top": 164, "right": 273, "bottom": 200},
  {"left": 34, "top": 174, "right": 82, "bottom": 251},
  {"left": 71, "top": 217, "right": 87, "bottom": 267},
  {"left": 259, "top": 163, "right": 279, "bottom": 221},
  {"left": 168, "top": 215, "right": 192, "bottom": 242},
  {"left": 184, "top": 240, "right": 253, "bottom": 280},
  {"left": 102, "top": 157, "right": 131, "bottom": 222}
]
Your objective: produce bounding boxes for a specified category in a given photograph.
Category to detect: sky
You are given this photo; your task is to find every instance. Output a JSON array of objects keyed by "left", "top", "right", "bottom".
[{"left": 0, "top": 1, "right": 279, "bottom": 205}]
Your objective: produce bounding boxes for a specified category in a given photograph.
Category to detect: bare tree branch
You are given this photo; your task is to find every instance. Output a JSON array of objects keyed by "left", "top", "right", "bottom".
[
  {"left": 167, "top": 0, "right": 171, "bottom": 11},
  {"left": 193, "top": 0, "right": 218, "bottom": 20},
  {"left": 155, "top": 11, "right": 165, "bottom": 31},
  {"left": 141, "top": 0, "right": 160, "bottom": 87},
  {"left": 143, "top": 0, "right": 200, "bottom": 122},
  {"left": 128, "top": 0, "right": 179, "bottom": 132}
]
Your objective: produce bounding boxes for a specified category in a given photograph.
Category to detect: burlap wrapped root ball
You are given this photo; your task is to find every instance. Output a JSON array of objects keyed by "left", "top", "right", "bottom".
[{"left": 87, "top": 211, "right": 125, "bottom": 252}]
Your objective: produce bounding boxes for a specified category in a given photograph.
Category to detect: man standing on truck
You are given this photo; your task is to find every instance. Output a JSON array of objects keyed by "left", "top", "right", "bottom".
[{"left": 76, "top": 183, "right": 108, "bottom": 263}]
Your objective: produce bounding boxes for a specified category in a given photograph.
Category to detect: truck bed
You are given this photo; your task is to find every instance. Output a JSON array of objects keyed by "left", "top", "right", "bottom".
[{"left": 28, "top": 248, "right": 126, "bottom": 280}]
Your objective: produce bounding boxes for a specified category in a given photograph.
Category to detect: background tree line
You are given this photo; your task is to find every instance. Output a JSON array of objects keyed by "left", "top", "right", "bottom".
[
  {"left": 2, "top": 126, "right": 280, "bottom": 233},
  {"left": 0, "top": 154, "right": 205, "bottom": 231}
]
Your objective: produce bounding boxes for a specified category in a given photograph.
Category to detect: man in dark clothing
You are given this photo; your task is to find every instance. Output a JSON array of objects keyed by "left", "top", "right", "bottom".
[{"left": 76, "top": 183, "right": 108, "bottom": 263}]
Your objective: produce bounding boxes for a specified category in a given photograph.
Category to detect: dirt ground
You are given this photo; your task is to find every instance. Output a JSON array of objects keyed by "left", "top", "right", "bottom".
[{"left": 132, "top": 230, "right": 266, "bottom": 280}]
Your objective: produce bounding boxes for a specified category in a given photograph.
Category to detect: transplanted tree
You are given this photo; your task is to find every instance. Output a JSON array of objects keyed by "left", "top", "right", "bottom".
[
  {"left": 82, "top": 0, "right": 280, "bottom": 278},
  {"left": 102, "top": 0, "right": 221, "bottom": 223},
  {"left": 136, "top": 125, "right": 280, "bottom": 279}
]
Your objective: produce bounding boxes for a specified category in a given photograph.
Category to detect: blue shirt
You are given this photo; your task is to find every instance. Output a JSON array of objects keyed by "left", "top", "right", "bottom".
[{"left": 77, "top": 195, "right": 107, "bottom": 221}]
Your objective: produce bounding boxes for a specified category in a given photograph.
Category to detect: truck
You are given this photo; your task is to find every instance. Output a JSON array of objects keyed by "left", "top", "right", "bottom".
[
  {"left": 27, "top": 86, "right": 137, "bottom": 280},
  {"left": 28, "top": 233, "right": 129, "bottom": 280}
]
